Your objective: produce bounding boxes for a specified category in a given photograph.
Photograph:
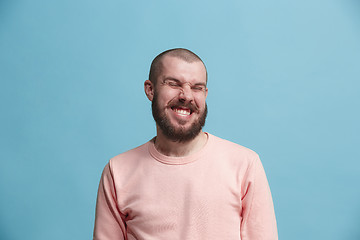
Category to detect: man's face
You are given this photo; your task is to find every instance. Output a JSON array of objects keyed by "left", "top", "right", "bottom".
[{"left": 151, "top": 56, "right": 208, "bottom": 142}]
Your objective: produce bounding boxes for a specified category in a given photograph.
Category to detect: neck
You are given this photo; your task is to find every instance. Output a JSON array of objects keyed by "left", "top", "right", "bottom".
[{"left": 154, "top": 128, "right": 208, "bottom": 157}]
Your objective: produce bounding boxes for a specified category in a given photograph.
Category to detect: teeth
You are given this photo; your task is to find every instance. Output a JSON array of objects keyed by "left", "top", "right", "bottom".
[{"left": 174, "top": 108, "right": 190, "bottom": 115}]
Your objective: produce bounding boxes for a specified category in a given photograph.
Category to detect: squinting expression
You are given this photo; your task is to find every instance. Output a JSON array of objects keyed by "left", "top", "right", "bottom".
[{"left": 151, "top": 56, "right": 208, "bottom": 142}]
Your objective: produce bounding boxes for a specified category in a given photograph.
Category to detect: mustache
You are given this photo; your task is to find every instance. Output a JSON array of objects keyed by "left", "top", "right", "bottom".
[{"left": 169, "top": 101, "right": 198, "bottom": 112}]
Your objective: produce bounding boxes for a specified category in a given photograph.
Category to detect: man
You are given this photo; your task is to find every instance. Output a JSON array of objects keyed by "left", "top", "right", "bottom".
[{"left": 93, "top": 48, "right": 278, "bottom": 240}]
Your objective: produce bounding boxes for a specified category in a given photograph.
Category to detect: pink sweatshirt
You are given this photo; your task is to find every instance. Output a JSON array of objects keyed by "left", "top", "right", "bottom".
[{"left": 93, "top": 133, "right": 278, "bottom": 240}]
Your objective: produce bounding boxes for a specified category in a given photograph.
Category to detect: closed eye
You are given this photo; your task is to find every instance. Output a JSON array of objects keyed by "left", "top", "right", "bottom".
[
  {"left": 168, "top": 81, "right": 180, "bottom": 87},
  {"left": 192, "top": 85, "right": 206, "bottom": 91},
  {"left": 164, "top": 79, "right": 181, "bottom": 87}
]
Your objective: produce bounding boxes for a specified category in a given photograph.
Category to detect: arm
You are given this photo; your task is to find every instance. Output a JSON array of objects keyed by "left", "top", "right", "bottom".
[
  {"left": 93, "top": 163, "right": 127, "bottom": 240},
  {"left": 240, "top": 155, "right": 278, "bottom": 240}
]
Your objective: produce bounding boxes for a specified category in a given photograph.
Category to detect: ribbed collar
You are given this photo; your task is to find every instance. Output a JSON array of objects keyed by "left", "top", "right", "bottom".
[{"left": 148, "top": 132, "right": 212, "bottom": 165}]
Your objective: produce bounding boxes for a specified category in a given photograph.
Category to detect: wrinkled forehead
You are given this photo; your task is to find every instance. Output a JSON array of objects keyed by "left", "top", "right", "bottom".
[{"left": 159, "top": 55, "right": 208, "bottom": 83}]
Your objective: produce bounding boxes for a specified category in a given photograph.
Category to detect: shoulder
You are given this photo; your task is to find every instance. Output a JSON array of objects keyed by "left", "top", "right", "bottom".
[
  {"left": 209, "top": 133, "right": 259, "bottom": 158},
  {"left": 207, "top": 133, "right": 260, "bottom": 167},
  {"left": 107, "top": 141, "right": 150, "bottom": 174}
]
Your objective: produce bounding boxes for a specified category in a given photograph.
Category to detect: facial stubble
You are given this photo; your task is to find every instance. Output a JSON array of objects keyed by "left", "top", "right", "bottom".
[{"left": 152, "top": 92, "right": 207, "bottom": 143}]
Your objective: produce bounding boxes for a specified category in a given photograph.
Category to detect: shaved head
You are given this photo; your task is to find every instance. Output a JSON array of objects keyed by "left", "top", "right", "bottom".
[{"left": 149, "top": 48, "right": 207, "bottom": 85}]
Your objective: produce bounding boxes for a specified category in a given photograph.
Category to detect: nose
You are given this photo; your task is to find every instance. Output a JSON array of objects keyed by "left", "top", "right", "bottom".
[{"left": 179, "top": 85, "right": 193, "bottom": 103}]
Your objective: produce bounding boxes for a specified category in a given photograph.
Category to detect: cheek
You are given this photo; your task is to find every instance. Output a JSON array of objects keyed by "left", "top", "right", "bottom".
[
  {"left": 165, "top": 90, "right": 182, "bottom": 101},
  {"left": 158, "top": 91, "right": 179, "bottom": 105},
  {"left": 194, "top": 94, "right": 207, "bottom": 106}
]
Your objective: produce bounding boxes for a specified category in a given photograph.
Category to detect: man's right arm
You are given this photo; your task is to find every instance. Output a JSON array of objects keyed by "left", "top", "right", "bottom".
[{"left": 93, "top": 163, "right": 127, "bottom": 240}]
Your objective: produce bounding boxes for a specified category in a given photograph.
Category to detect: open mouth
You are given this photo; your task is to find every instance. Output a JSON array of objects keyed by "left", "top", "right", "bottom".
[{"left": 171, "top": 107, "right": 192, "bottom": 116}]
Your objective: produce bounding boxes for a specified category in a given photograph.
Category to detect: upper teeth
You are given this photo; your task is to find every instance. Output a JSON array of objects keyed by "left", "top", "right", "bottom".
[{"left": 174, "top": 108, "right": 190, "bottom": 115}]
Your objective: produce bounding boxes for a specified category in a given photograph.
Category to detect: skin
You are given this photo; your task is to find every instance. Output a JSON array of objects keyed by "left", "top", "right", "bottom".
[{"left": 144, "top": 55, "right": 208, "bottom": 157}]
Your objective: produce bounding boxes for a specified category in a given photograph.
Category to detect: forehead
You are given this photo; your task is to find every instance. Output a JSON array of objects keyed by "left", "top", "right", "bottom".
[{"left": 159, "top": 56, "right": 207, "bottom": 84}]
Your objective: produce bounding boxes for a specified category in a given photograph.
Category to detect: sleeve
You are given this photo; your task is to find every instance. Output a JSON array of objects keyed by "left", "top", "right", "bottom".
[
  {"left": 240, "top": 155, "right": 278, "bottom": 240},
  {"left": 93, "top": 163, "right": 127, "bottom": 240}
]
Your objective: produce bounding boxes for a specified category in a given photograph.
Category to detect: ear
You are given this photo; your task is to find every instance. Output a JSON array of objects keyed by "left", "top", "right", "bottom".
[{"left": 144, "top": 80, "right": 154, "bottom": 101}]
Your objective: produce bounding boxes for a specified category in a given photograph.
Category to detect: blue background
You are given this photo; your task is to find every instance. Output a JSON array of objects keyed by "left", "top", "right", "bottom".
[{"left": 1, "top": 0, "right": 359, "bottom": 239}]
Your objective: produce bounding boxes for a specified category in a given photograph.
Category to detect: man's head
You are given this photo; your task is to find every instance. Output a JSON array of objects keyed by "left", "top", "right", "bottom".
[
  {"left": 144, "top": 48, "right": 208, "bottom": 142},
  {"left": 149, "top": 48, "right": 208, "bottom": 85}
]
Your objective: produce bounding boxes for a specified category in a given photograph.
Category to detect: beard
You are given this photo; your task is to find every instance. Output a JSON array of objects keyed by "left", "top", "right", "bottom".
[{"left": 152, "top": 93, "right": 207, "bottom": 143}]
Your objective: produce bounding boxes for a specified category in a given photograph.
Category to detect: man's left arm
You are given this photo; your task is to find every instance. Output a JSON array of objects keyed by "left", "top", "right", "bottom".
[{"left": 240, "top": 155, "right": 278, "bottom": 240}]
